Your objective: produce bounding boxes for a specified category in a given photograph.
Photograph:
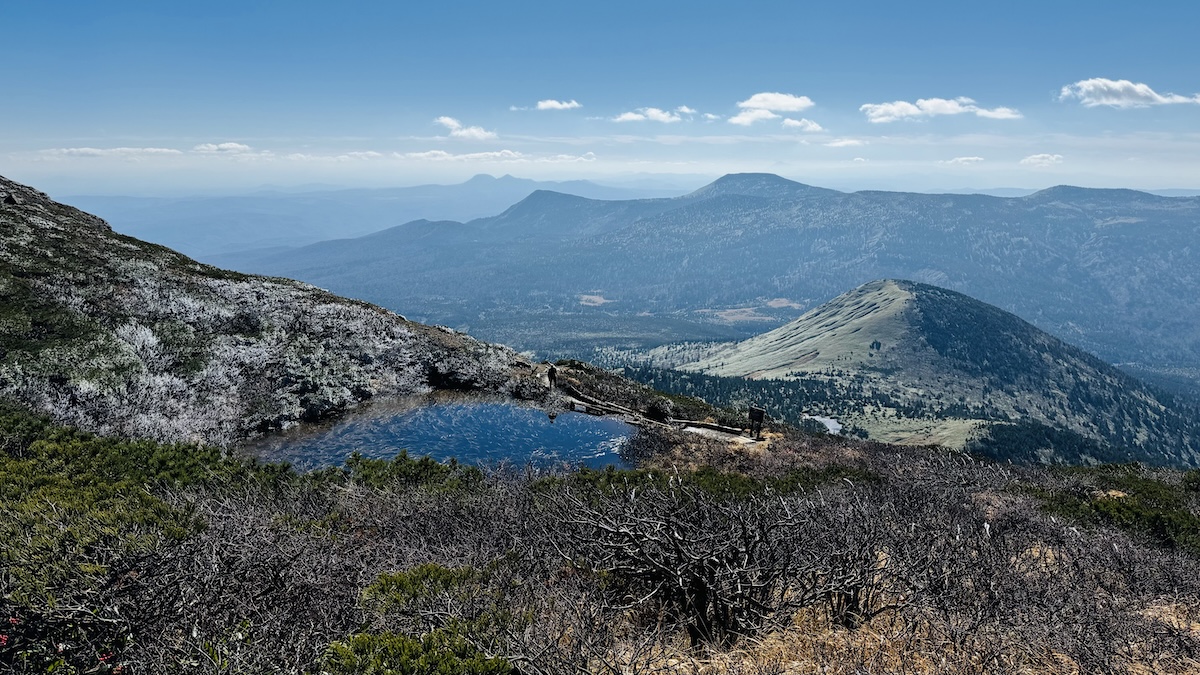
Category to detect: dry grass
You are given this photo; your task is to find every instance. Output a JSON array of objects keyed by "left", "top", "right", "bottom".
[{"left": 598, "top": 604, "right": 1200, "bottom": 675}]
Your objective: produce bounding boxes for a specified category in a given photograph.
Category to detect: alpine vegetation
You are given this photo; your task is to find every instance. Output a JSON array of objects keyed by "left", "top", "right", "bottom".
[{"left": 0, "top": 176, "right": 537, "bottom": 447}]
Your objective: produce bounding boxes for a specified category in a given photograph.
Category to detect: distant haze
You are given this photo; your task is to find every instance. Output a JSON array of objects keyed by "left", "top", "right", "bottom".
[{"left": 69, "top": 174, "right": 690, "bottom": 255}]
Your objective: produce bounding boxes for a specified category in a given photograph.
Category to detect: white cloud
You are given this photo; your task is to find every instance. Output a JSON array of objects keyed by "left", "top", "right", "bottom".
[
  {"left": 434, "top": 116, "right": 498, "bottom": 140},
  {"left": 859, "top": 97, "right": 1022, "bottom": 123},
  {"left": 451, "top": 126, "right": 497, "bottom": 141},
  {"left": 40, "top": 147, "right": 183, "bottom": 158},
  {"left": 676, "top": 105, "right": 697, "bottom": 114},
  {"left": 853, "top": 157, "right": 868, "bottom": 163},
  {"left": 192, "top": 142, "right": 253, "bottom": 154},
  {"left": 401, "top": 149, "right": 524, "bottom": 161},
  {"left": 1020, "top": 153, "right": 1064, "bottom": 167},
  {"left": 737, "top": 92, "right": 815, "bottom": 112},
  {"left": 612, "top": 107, "right": 682, "bottom": 123},
  {"left": 538, "top": 151, "right": 597, "bottom": 163},
  {"left": 643, "top": 108, "right": 681, "bottom": 123},
  {"left": 781, "top": 117, "right": 824, "bottom": 132},
  {"left": 702, "top": 113, "right": 722, "bottom": 121},
  {"left": 974, "top": 107, "right": 1023, "bottom": 120},
  {"left": 1059, "top": 78, "right": 1200, "bottom": 108},
  {"left": 728, "top": 108, "right": 780, "bottom": 126},
  {"left": 941, "top": 156, "right": 985, "bottom": 165},
  {"left": 536, "top": 99, "right": 582, "bottom": 110},
  {"left": 860, "top": 100, "right": 921, "bottom": 122},
  {"left": 825, "top": 138, "right": 867, "bottom": 147}
]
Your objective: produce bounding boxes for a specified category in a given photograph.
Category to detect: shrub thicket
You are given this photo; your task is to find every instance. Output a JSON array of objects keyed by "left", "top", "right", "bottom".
[{"left": 4, "top": 403, "right": 1200, "bottom": 673}]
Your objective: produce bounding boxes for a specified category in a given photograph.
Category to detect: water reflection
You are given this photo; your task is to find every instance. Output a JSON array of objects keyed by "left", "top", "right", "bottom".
[{"left": 246, "top": 395, "right": 635, "bottom": 471}]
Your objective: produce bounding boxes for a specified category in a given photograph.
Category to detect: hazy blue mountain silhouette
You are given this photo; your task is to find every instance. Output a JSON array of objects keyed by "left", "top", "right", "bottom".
[{"left": 69, "top": 174, "right": 686, "bottom": 256}]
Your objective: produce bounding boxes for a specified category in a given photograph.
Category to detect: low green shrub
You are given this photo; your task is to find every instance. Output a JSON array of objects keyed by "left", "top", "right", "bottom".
[
  {"left": 365, "top": 564, "right": 483, "bottom": 615},
  {"left": 1025, "top": 464, "right": 1200, "bottom": 554},
  {"left": 323, "top": 630, "right": 512, "bottom": 675},
  {"left": 342, "top": 451, "right": 485, "bottom": 491}
]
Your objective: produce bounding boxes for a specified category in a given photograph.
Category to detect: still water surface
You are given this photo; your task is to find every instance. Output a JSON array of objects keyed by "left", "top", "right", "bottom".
[{"left": 247, "top": 396, "right": 635, "bottom": 471}]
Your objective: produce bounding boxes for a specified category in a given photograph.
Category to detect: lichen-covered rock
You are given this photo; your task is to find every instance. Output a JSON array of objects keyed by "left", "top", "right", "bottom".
[{"left": 0, "top": 175, "right": 541, "bottom": 446}]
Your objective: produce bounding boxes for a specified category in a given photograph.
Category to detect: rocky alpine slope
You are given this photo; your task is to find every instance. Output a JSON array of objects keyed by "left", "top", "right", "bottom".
[{"left": 0, "top": 176, "right": 539, "bottom": 446}]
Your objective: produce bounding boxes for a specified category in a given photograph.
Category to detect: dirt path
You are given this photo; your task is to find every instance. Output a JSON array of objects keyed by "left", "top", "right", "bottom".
[{"left": 533, "top": 363, "right": 767, "bottom": 449}]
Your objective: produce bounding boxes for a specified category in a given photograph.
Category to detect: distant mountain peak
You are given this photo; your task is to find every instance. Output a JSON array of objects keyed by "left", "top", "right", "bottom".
[
  {"left": 1026, "top": 185, "right": 1156, "bottom": 202},
  {"left": 463, "top": 173, "right": 533, "bottom": 186},
  {"left": 507, "top": 189, "right": 593, "bottom": 207},
  {"left": 687, "top": 173, "right": 841, "bottom": 199}
]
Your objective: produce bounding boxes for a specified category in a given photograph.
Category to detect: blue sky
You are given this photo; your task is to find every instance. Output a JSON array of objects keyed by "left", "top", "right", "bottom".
[{"left": 4, "top": 1, "right": 1200, "bottom": 195}]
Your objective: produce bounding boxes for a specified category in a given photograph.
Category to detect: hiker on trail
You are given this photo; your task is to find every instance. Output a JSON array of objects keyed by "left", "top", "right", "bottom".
[{"left": 547, "top": 364, "right": 558, "bottom": 389}]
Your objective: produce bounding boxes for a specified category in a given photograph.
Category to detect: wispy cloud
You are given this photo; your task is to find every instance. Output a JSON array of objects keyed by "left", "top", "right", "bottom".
[
  {"left": 40, "top": 146, "right": 183, "bottom": 158},
  {"left": 284, "top": 151, "right": 386, "bottom": 162},
  {"left": 613, "top": 107, "right": 682, "bottom": 123},
  {"left": 1059, "top": 78, "right": 1200, "bottom": 108},
  {"left": 860, "top": 97, "right": 1022, "bottom": 123},
  {"left": 728, "top": 109, "right": 780, "bottom": 126},
  {"left": 538, "top": 151, "right": 597, "bottom": 163},
  {"left": 434, "top": 116, "right": 498, "bottom": 140},
  {"left": 402, "top": 149, "right": 523, "bottom": 161},
  {"left": 1020, "top": 153, "right": 1064, "bottom": 167},
  {"left": 535, "top": 99, "right": 582, "bottom": 110},
  {"left": 826, "top": 138, "right": 867, "bottom": 147},
  {"left": 737, "top": 92, "right": 815, "bottom": 112},
  {"left": 192, "top": 142, "right": 254, "bottom": 154},
  {"left": 781, "top": 118, "right": 824, "bottom": 132},
  {"left": 395, "top": 149, "right": 596, "bottom": 163},
  {"left": 39, "top": 143, "right": 279, "bottom": 161},
  {"left": 676, "top": 105, "right": 697, "bottom": 115},
  {"left": 941, "top": 156, "right": 985, "bottom": 165},
  {"left": 191, "top": 142, "right": 276, "bottom": 159}
]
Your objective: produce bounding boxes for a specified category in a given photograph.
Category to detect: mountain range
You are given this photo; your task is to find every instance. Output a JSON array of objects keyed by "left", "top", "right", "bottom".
[
  {"left": 209, "top": 173, "right": 1200, "bottom": 393},
  {"left": 68, "top": 174, "right": 686, "bottom": 257},
  {"left": 5, "top": 172, "right": 1200, "bottom": 469}
]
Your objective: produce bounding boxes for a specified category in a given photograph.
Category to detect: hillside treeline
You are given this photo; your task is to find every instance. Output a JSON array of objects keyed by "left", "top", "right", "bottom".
[{"left": 620, "top": 364, "right": 1200, "bottom": 466}]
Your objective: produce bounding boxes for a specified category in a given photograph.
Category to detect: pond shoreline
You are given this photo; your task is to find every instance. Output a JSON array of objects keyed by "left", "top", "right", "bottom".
[{"left": 239, "top": 391, "right": 637, "bottom": 472}]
